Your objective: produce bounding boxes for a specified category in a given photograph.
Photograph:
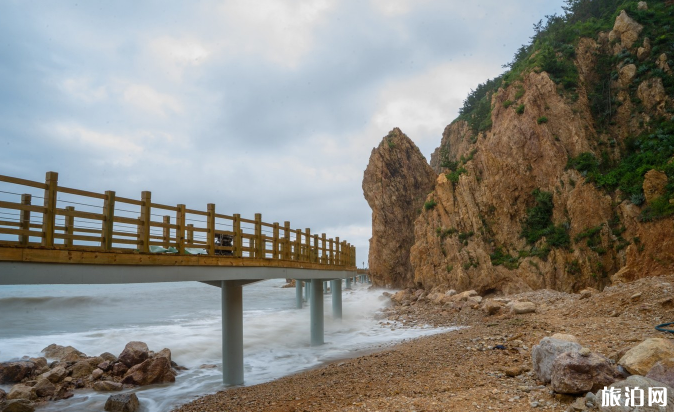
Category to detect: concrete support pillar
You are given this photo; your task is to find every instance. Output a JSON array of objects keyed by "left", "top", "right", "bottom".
[
  {"left": 221, "top": 280, "right": 243, "bottom": 386},
  {"left": 345, "top": 277, "right": 351, "bottom": 290},
  {"left": 324, "top": 281, "right": 329, "bottom": 294},
  {"left": 304, "top": 280, "right": 310, "bottom": 301},
  {"left": 295, "top": 280, "right": 303, "bottom": 309},
  {"left": 331, "top": 279, "right": 342, "bottom": 319},
  {"left": 310, "top": 279, "right": 324, "bottom": 346}
]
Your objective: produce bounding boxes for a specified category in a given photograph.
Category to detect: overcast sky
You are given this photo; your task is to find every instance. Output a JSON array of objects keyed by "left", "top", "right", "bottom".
[{"left": 0, "top": 0, "right": 566, "bottom": 265}]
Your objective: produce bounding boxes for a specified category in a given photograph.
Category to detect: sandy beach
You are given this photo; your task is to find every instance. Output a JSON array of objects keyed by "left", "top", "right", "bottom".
[{"left": 173, "top": 275, "right": 673, "bottom": 411}]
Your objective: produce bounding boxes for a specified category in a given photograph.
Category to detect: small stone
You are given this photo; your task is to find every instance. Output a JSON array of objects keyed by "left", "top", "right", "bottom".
[
  {"left": 579, "top": 347, "right": 591, "bottom": 357},
  {"left": 637, "top": 1, "right": 648, "bottom": 10},
  {"left": 91, "top": 368, "right": 104, "bottom": 381},
  {"left": 70, "top": 360, "right": 94, "bottom": 379},
  {"left": 511, "top": 301, "right": 536, "bottom": 314},
  {"left": 104, "top": 393, "right": 140, "bottom": 412},
  {"left": 630, "top": 292, "right": 642, "bottom": 301},
  {"left": 530, "top": 401, "right": 539, "bottom": 408}
]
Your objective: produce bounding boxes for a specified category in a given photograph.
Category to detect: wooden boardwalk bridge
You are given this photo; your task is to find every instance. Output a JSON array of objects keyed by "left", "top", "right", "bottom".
[{"left": 0, "top": 171, "right": 358, "bottom": 385}]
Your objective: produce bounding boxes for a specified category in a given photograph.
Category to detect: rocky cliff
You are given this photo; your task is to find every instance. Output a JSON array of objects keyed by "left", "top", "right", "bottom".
[
  {"left": 366, "top": 2, "right": 674, "bottom": 293},
  {"left": 363, "top": 128, "right": 437, "bottom": 288}
]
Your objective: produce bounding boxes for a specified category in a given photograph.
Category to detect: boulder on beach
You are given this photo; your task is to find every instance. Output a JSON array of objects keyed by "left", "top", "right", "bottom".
[
  {"left": 532, "top": 337, "right": 582, "bottom": 383},
  {"left": 118, "top": 342, "right": 149, "bottom": 368},
  {"left": 1, "top": 400, "right": 35, "bottom": 412},
  {"left": 0, "top": 362, "right": 36, "bottom": 384},
  {"left": 618, "top": 338, "right": 674, "bottom": 375},
  {"left": 33, "top": 378, "right": 56, "bottom": 398},
  {"left": 38, "top": 366, "right": 67, "bottom": 384},
  {"left": 646, "top": 357, "right": 674, "bottom": 388},
  {"left": 551, "top": 351, "right": 616, "bottom": 394},
  {"left": 121, "top": 357, "right": 176, "bottom": 386},
  {"left": 41, "top": 344, "right": 85, "bottom": 362},
  {"left": 70, "top": 360, "right": 94, "bottom": 379},
  {"left": 104, "top": 393, "right": 140, "bottom": 412},
  {"left": 6, "top": 385, "right": 36, "bottom": 401}
]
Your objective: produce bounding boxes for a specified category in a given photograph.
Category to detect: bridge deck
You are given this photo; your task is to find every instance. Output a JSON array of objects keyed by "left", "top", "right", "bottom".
[{"left": 0, "top": 171, "right": 357, "bottom": 285}]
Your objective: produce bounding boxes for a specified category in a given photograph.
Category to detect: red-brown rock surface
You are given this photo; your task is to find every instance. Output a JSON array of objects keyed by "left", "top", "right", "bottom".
[{"left": 363, "top": 128, "right": 437, "bottom": 288}]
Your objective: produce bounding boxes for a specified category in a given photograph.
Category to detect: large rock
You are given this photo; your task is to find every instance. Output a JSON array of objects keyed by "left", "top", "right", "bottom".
[
  {"left": 511, "top": 301, "right": 536, "bottom": 314},
  {"left": 596, "top": 375, "right": 674, "bottom": 411},
  {"left": 646, "top": 357, "right": 674, "bottom": 388},
  {"left": 154, "top": 348, "right": 172, "bottom": 363},
  {"left": 41, "top": 344, "right": 85, "bottom": 361},
  {"left": 121, "top": 357, "right": 176, "bottom": 386},
  {"left": 618, "top": 64, "right": 637, "bottom": 88},
  {"left": 532, "top": 337, "right": 582, "bottom": 383},
  {"left": 70, "top": 360, "right": 94, "bottom": 379},
  {"left": 6, "top": 385, "right": 35, "bottom": 401},
  {"left": 93, "top": 381, "right": 123, "bottom": 392},
  {"left": 362, "top": 127, "right": 437, "bottom": 288},
  {"left": 0, "top": 362, "right": 35, "bottom": 384},
  {"left": 551, "top": 351, "right": 617, "bottom": 394},
  {"left": 112, "top": 362, "right": 129, "bottom": 377},
  {"left": 38, "top": 366, "right": 67, "bottom": 384},
  {"left": 118, "top": 342, "right": 149, "bottom": 368},
  {"left": 643, "top": 170, "right": 668, "bottom": 204},
  {"left": 32, "top": 378, "right": 55, "bottom": 398},
  {"left": 619, "top": 338, "right": 674, "bottom": 375},
  {"left": 609, "top": 10, "right": 643, "bottom": 49},
  {"left": 104, "top": 393, "right": 140, "bottom": 412},
  {"left": 1, "top": 400, "right": 35, "bottom": 412}
]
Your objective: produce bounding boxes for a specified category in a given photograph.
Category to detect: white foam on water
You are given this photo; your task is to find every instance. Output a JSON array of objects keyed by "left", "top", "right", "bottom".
[{"left": 0, "top": 281, "right": 457, "bottom": 411}]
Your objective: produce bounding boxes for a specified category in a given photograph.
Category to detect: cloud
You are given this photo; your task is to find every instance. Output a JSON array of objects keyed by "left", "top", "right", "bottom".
[{"left": 122, "top": 84, "right": 183, "bottom": 117}]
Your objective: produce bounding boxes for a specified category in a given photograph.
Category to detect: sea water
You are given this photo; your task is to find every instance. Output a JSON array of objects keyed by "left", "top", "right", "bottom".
[{"left": 0, "top": 280, "right": 456, "bottom": 411}]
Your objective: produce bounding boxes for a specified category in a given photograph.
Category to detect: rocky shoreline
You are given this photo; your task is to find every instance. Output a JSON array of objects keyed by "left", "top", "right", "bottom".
[
  {"left": 173, "top": 275, "right": 674, "bottom": 411},
  {"left": 0, "top": 341, "right": 182, "bottom": 412}
]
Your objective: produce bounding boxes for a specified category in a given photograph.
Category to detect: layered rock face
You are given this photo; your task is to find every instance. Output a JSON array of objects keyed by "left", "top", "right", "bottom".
[
  {"left": 367, "top": 9, "right": 673, "bottom": 294},
  {"left": 363, "top": 128, "right": 437, "bottom": 287}
]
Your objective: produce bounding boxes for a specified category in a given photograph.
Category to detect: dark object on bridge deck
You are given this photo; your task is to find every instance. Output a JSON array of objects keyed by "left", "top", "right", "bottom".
[{"left": 215, "top": 234, "right": 234, "bottom": 256}]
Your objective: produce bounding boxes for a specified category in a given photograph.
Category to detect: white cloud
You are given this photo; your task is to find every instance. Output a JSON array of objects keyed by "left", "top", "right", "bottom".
[
  {"left": 215, "top": 0, "right": 336, "bottom": 67},
  {"left": 370, "top": 0, "right": 430, "bottom": 16},
  {"left": 122, "top": 84, "right": 183, "bottom": 117},
  {"left": 148, "top": 36, "right": 212, "bottom": 81},
  {"left": 59, "top": 77, "right": 108, "bottom": 103}
]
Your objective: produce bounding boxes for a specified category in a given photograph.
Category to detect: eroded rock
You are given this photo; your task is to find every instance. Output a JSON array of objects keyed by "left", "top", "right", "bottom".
[
  {"left": 118, "top": 342, "right": 149, "bottom": 368},
  {"left": 551, "top": 351, "right": 616, "bottom": 394},
  {"left": 93, "top": 381, "right": 123, "bottom": 392},
  {"left": 42, "top": 344, "right": 85, "bottom": 361},
  {"left": 363, "top": 127, "right": 437, "bottom": 288},
  {"left": 121, "top": 357, "right": 176, "bottom": 386},
  {"left": 0, "top": 362, "right": 36, "bottom": 384},
  {"left": 619, "top": 338, "right": 674, "bottom": 375},
  {"left": 609, "top": 10, "right": 643, "bottom": 49},
  {"left": 646, "top": 357, "right": 674, "bottom": 388},
  {"left": 532, "top": 337, "right": 582, "bottom": 383},
  {"left": 104, "top": 393, "right": 140, "bottom": 412}
]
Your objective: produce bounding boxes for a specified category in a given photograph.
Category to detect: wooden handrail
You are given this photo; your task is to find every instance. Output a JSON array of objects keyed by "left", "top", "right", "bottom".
[{"left": 0, "top": 171, "right": 356, "bottom": 269}]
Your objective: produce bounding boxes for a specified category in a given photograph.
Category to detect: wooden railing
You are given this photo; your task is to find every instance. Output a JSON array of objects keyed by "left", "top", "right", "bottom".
[{"left": 0, "top": 172, "right": 356, "bottom": 268}]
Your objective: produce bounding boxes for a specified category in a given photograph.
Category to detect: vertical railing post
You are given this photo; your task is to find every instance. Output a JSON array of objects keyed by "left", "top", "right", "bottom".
[
  {"left": 294, "top": 229, "right": 301, "bottom": 261},
  {"left": 102, "top": 191, "right": 115, "bottom": 250},
  {"left": 187, "top": 224, "right": 194, "bottom": 245},
  {"left": 177, "top": 204, "right": 186, "bottom": 254},
  {"left": 207, "top": 204, "right": 216, "bottom": 256},
  {"left": 321, "top": 233, "right": 327, "bottom": 264},
  {"left": 163, "top": 216, "right": 170, "bottom": 248},
  {"left": 329, "top": 238, "right": 334, "bottom": 266},
  {"left": 273, "top": 222, "right": 279, "bottom": 260},
  {"left": 233, "top": 214, "right": 242, "bottom": 257},
  {"left": 139, "top": 191, "right": 151, "bottom": 253},
  {"left": 42, "top": 171, "right": 58, "bottom": 247},
  {"left": 19, "top": 194, "right": 32, "bottom": 245},
  {"left": 64, "top": 206, "right": 75, "bottom": 247},
  {"left": 352, "top": 245, "right": 356, "bottom": 266},
  {"left": 304, "top": 228, "right": 311, "bottom": 262},
  {"left": 254, "top": 213, "right": 262, "bottom": 259},
  {"left": 312, "top": 234, "right": 318, "bottom": 263},
  {"left": 283, "top": 221, "right": 291, "bottom": 260},
  {"left": 335, "top": 237, "right": 340, "bottom": 266}
]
